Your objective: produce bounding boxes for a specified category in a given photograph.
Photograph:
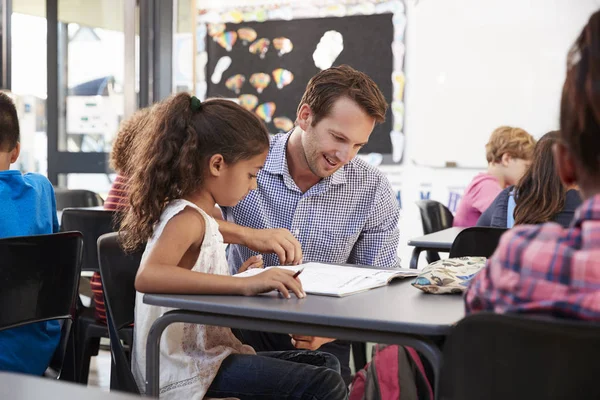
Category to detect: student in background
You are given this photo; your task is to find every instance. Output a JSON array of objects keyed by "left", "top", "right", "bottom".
[
  {"left": 477, "top": 131, "right": 582, "bottom": 228},
  {"left": 0, "top": 92, "right": 61, "bottom": 375},
  {"left": 453, "top": 126, "right": 536, "bottom": 227},
  {"left": 466, "top": 10, "right": 600, "bottom": 319},
  {"left": 123, "top": 93, "right": 346, "bottom": 399},
  {"left": 90, "top": 106, "right": 153, "bottom": 324}
]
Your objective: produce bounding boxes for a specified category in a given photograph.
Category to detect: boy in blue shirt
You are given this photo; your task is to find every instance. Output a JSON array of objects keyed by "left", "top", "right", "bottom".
[{"left": 0, "top": 92, "right": 61, "bottom": 375}]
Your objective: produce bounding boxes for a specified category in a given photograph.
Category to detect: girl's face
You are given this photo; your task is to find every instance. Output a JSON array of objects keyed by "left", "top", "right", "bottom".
[{"left": 211, "top": 150, "right": 268, "bottom": 207}]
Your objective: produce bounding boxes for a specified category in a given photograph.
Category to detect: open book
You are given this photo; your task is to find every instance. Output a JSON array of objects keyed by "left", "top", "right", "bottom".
[{"left": 234, "top": 262, "right": 419, "bottom": 297}]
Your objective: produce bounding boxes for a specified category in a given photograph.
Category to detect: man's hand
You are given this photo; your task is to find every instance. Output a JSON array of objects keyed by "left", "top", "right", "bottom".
[
  {"left": 242, "top": 228, "right": 303, "bottom": 266},
  {"left": 290, "top": 335, "right": 335, "bottom": 350},
  {"left": 238, "top": 255, "right": 264, "bottom": 273}
]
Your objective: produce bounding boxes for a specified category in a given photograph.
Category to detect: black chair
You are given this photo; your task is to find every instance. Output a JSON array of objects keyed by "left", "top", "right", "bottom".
[
  {"left": 439, "top": 312, "right": 600, "bottom": 400},
  {"left": 98, "top": 232, "right": 143, "bottom": 394},
  {"left": 60, "top": 209, "right": 117, "bottom": 384},
  {"left": 0, "top": 231, "right": 83, "bottom": 379},
  {"left": 54, "top": 188, "right": 104, "bottom": 211},
  {"left": 415, "top": 200, "right": 454, "bottom": 263},
  {"left": 448, "top": 227, "right": 507, "bottom": 258}
]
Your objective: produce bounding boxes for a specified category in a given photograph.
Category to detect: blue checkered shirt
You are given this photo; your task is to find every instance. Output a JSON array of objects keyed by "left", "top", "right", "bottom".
[{"left": 223, "top": 131, "right": 401, "bottom": 273}]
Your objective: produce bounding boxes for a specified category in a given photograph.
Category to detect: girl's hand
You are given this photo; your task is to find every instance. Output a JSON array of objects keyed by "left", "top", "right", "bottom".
[
  {"left": 242, "top": 268, "right": 305, "bottom": 299},
  {"left": 238, "top": 255, "right": 264, "bottom": 273}
]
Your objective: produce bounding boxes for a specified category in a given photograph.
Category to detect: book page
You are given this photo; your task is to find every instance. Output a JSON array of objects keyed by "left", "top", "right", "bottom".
[{"left": 234, "top": 263, "right": 417, "bottom": 296}]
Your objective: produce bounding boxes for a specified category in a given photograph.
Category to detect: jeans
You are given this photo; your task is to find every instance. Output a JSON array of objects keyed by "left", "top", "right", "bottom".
[
  {"left": 205, "top": 350, "right": 348, "bottom": 400},
  {"left": 233, "top": 329, "right": 352, "bottom": 385}
]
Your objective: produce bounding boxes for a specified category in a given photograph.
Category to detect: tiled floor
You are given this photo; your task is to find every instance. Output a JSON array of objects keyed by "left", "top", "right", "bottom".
[{"left": 87, "top": 349, "right": 111, "bottom": 391}]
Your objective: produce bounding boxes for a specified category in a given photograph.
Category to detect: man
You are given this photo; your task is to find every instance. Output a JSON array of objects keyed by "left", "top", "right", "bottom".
[{"left": 221, "top": 65, "right": 401, "bottom": 383}]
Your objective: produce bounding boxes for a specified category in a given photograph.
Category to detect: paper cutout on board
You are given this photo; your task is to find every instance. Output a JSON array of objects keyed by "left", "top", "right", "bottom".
[
  {"left": 390, "top": 130, "right": 405, "bottom": 163},
  {"left": 447, "top": 192, "right": 462, "bottom": 213},
  {"left": 238, "top": 28, "right": 257, "bottom": 45},
  {"left": 272, "top": 68, "right": 294, "bottom": 89},
  {"left": 393, "top": 13, "right": 407, "bottom": 41},
  {"left": 347, "top": 3, "right": 375, "bottom": 15},
  {"left": 211, "top": 56, "right": 232, "bottom": 84},
  {"left": 391, "top": 101, "right": 404, "bottom": 131},
  {"left": 255, "top": 102, "right": 276, "bottom": 123},
  {"left": 249, "top": 73, "right": 271, "bottom": 94},
  {"left": 366, "top": 153, "right": 383, "bottom": 167},
  {"left": 313, "top": 31, "right": 344, "bottom": 70},
  {"left": 321, "top": 5, "right": 346, "bottom": 18},
  {"left": 268, "top": 7, "right": 293, "bottom": 21},
  {"left": 392, "top": 42, "right": 406, "bottom": 69},
  {"left": 243, "top": 9, "right": 268, "bottom": 22},
  {"left": 216, "top": 31, "right": 238, "bottom": 52},
  {"left": 238, "top": 94, "right": 259, "bottom": 111},
  {"left": 273, "top": 116, "right": 294, "bottom": 132},
  {"left": 272, "top": 37, "right": 294, "bottom": 57},
  {"left": 392, "top": 71, "right": 405, "bottom": 100},
  {"left": 375, "top": 1, "right": 402, "bottom": 14},
  {"left": 208, "top": 23, "right": 226, "bottom": 40},
  {"left": 249, "top": 38, "right": 270, "bottom": 59},
  {"left": 225, "top": 74, "right": 246, "bottom": 94},
  {"left": 224, "top": 10, "right": 244, "bottom": 24}
]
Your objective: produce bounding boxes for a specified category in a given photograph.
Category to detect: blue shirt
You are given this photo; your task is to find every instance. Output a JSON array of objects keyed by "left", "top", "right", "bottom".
[
  {"left": 0, "top": 170, "right": 61, "bottom": 375},
  {"left": 223, "top": 131, "right": 401, "bottom": 272}
]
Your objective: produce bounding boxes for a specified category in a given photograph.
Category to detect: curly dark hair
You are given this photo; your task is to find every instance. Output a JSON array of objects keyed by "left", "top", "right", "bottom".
[
  {"left": 119, "top": 93, "right": 270, "bottom": 251},
  {"left": 560, "top": 10, "right": 600, "bottom": 177},
  {"left": 110, "top": 106, "right": 153, "bottom": 174}
]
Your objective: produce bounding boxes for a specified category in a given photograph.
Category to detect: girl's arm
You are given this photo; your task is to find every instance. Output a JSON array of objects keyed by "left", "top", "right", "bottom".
[{"left": 134, "top": 207, "right": 304, "bottom": 298}]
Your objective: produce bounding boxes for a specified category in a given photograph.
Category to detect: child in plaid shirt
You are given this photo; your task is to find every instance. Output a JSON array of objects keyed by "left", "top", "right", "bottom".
[{"left": 466, "top": 10, "right": 600, "bottom": 320}]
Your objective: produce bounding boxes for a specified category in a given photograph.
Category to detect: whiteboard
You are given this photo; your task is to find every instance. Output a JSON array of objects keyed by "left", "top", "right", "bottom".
[{"left": 404, "top": 0, "right": 600, "bottom": 168}]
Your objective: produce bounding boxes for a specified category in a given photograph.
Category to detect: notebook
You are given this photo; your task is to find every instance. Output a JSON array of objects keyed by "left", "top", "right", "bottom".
[{"left": 234, "top": 262, "right": 419, "bottom": 297}]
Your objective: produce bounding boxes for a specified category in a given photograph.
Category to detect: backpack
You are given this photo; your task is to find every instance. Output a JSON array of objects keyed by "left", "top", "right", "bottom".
[{"left": 349, "top": 345, "right": 434, "bottom": 400}]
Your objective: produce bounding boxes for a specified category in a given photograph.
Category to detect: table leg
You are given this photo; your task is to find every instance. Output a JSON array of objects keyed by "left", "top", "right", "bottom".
[{"left": 410, "top": 247, "right": 423, "bottom": 269}]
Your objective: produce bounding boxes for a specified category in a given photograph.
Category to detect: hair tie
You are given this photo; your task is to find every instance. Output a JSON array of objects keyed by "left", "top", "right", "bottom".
[{"left": 190, "top": 96, "right": 202, "bottom": 112}]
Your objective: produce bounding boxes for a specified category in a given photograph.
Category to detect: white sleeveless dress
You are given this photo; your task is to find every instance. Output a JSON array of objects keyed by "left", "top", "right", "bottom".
[{"left": 132, "top": 199, "right": 255, "bottom": 399}]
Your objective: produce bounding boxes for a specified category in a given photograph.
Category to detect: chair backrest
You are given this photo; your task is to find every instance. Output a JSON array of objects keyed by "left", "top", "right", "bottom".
[
  {"left": 0, "top": 232, "right": 83, "bottom": 377},
  {"left": 448, "top": 227, "right": 507, "bottom": 258},
  {"left": 416, "top": 200, "right": 454, "bottom": 234},
  {"left": 98, "top": 232, "right": 143, "bottom": 394},
  {"left": 439, "top": 312, "right": 600, "bottom": 400},
  {"left": 61, "top": 209, "right": 117, "bottom": 272},
  {"left": 54, "top": 189, "right": 104, "bottom": 211}
]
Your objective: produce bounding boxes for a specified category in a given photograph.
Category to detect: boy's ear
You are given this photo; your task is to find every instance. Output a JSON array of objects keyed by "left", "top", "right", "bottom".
[
  {"left": 9, "top": 142, "right": 20, "bottom": 164},
  {"left": 500, "top": 153, "right": 511, "bottom": 166},
  {"left": 553, "top": 142, "right": 577, "bottom": 186},
  {"left": 208, "top": 154, "right": 224, "bottom": 177}
]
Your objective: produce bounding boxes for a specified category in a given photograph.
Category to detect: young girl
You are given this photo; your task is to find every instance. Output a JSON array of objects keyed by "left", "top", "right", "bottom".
[
  {"left": 120, "top": 94, "right": 347, "bottom": 399},
  {"left": 477, "top": 131, "right": 581, "bottom": 228},
  {"left": 466, "top": 10, "right": 600, "bottom": 320},
  {"left": 453, "top": 126, "right": 536, "bottom": 227}
]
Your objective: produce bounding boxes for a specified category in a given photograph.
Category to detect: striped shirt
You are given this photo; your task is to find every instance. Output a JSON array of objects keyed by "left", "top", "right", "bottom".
[
  {"left": 91, "top": 173, "right": 129, "bottom": 324},
  {"left": 223, "top": 131, "right": 401, "bottom": 272},
  {"left": 466, "top": 194, "right": 600, "bottom": 320}
]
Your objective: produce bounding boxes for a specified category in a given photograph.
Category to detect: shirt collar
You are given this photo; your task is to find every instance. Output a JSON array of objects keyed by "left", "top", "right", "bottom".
[
  {"left": 571, "top": 193, "right": 600, "bottom": 227},
  {"left": 262, "top": 130, "right": 347, "bottom": 186}
]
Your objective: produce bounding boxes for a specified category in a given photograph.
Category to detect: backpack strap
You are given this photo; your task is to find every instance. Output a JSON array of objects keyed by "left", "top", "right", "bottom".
[{"left": 506, "top": 189, "right": 516, "bottom": 228}]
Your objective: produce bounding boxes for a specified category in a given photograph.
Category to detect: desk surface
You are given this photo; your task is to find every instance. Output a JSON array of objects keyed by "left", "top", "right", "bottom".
[
  {"left": 0, "top": 372, "right": 138, "bottom": 399},
  {"left": 408, "top": 227, "right": 465, "bottom": 250},
  {"left": 145, "top": 280, "right": 465, "bottom": 337}
]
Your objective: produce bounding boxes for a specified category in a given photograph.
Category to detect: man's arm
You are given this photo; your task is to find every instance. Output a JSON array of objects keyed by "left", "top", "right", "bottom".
[
  {"left": 348, "top": 177, "right": 401, "bottom": 268},
  {"left": 216, "top": 215, "right": 303, "bottom": 266}
]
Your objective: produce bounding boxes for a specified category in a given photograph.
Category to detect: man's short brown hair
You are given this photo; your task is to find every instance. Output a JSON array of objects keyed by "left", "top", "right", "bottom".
[
  {"left": 297, "top": 65, "right": 388, "bottom": 127},
  {"left": 485, "top": 126, "right": 536, "bottom": 163}
]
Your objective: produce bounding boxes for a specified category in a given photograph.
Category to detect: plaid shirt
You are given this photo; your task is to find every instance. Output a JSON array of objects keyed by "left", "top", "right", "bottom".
[
  {"left": 223, "top": 131, "right": 401, "bottom": 273},
  {"left": 466, "top": 194, "right": 600, "bottom": 320}
]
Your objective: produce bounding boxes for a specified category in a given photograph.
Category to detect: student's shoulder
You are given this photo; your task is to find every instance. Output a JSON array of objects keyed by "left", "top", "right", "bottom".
[
  {"left": 491, "top": 221, "right": 570, "bottom": 269},
  {"left": 22, "top": 172, "right": 55, "bottom": 193}
]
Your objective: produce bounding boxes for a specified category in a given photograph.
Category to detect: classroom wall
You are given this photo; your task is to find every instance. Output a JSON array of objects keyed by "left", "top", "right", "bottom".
[{"left": 196, "top": 0, "right": 600, "bottom": 267}]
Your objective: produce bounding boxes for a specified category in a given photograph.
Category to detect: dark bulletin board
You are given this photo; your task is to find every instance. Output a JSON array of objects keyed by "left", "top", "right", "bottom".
[{"left": 206, "top": 13, "right": 394, "bottom": 155}]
